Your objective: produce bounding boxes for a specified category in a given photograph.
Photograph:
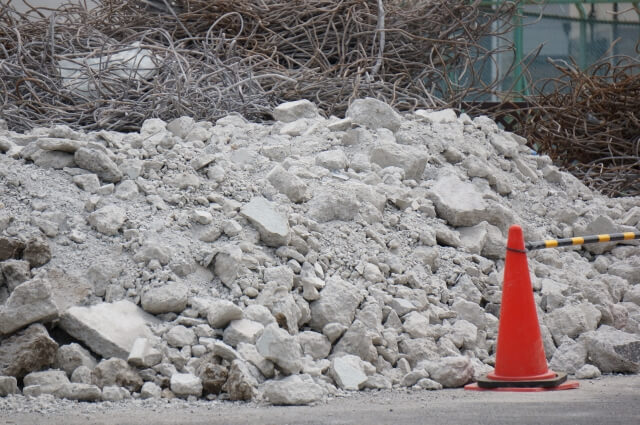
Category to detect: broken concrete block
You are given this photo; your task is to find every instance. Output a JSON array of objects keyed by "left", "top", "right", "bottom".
[
  {"left": 240, "top": 197, "right": 291, "bottom": 247},
  {"left": 346, "top": 98, "right": 401, "bottom": 132},
  {"left": 0, "top": 278, "right": 58, "bottom": 335},
  {"left": 330, "top": 354, "right": 368, "bottom": 390},
  {"left": 256, "top": 324, "right": 302, "bottom": 375},
  {"left": 262, "top": 374, "right": 325, "bottom": 405},
  {"left": 581, "top": 326, "right": 640, "bottom": 373},
  {"left": 59, "top": 300, "right": 160, "bottom": 359}
]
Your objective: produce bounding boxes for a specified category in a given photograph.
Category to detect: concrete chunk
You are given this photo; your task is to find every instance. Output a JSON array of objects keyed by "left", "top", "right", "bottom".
[
  {"left": 59, "top": 300, "right": 161, "bottom": 359},
  {"left": 240, "top": 197, "right": 291, "bottom": 247},
  {"left": 0, "top": 278, "right": 58, "bottom": 335}
]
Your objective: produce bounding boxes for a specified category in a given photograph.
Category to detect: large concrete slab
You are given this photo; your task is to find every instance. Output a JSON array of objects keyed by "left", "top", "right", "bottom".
[{"left": 59, "top": 300, "right": 161, "bottom": 360}]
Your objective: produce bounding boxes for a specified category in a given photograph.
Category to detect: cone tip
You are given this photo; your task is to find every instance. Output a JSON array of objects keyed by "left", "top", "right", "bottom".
[{"left": 507, "top": 225, "right": 525, "bottom": 250}]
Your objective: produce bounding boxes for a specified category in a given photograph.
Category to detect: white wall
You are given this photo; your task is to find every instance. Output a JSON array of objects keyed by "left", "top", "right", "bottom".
[{"left": 7, "top": 0, "right": 97, "bottom": 14}]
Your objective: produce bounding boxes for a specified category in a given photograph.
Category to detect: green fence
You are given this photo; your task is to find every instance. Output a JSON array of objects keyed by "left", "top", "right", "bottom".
[{"left": 480, "top": 1, "right": 640, "bottom": 96}]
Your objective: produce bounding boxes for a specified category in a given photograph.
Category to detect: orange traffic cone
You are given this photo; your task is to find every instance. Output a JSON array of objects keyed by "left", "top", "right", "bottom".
[{"left": 465, "top": 225, "right": 579, "bottom": 392}]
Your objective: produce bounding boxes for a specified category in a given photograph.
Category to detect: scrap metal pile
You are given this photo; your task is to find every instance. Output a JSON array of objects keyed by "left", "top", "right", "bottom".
[
  {"left": 0, "top": 0, "right": 516, "bottom": 131},
  {"left": 0, "top": 0, "right": 639, "bottom": 197},
  {"left": 522, "top": 55, "right": 640, "bottom": 198}
]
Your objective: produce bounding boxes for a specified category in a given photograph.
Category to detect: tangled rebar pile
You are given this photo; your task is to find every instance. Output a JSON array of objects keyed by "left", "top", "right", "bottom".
[
  {"left": 523, "top": 55, "right": 640, "bottom": 197},
  {"left": 0, "top": 0, "right": 516, "bottom": 132}
]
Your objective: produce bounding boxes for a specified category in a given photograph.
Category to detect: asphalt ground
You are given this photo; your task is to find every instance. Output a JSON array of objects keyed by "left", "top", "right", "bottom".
[{"left": 1, "top": 375, "right": 639, "bottom": 425}]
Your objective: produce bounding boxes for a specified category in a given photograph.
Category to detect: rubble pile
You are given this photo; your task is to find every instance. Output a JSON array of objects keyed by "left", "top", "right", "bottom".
[{"left": 0, "top": 99, "right": 639, "bottom": 405}]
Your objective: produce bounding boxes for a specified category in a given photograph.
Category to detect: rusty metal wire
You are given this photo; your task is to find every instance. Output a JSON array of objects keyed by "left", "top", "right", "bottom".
[
  {"left": 522, "top": 53, "right": 640, "bottom": 197},
  {"left": 0, "top": 0, "right": 518, "bottom": 132}
]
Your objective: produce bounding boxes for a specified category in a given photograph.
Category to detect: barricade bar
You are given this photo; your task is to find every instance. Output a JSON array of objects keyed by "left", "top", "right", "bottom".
[{"left": 526, "top": 231, "right": 640, "bottom": 251}]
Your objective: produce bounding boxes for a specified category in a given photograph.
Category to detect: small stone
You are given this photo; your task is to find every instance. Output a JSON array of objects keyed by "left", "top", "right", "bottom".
[
  {"left": 267, "top": 165, "right": 308, "bottom": 203},
  {"left": 74, "top": 147, "right": 122, "bottom": 182},
  {"left": 128, "top": 338, "right": 162, "bottom": 368},
  {"left": 141, "top": 283, "right": 188, "bottom": 314},
  {"left": 115, "top": 180, "right": 139, "bottom": 200},
  {"left": 222, "top": 359, "right": 258, "bottom": 401},
  {"left": 88, "top": 205, "right": 126, "bottom": 236},
  {"left": 256, "top": 323, "right": 303, "bottom": 375},
  {"left": 346, "top": 98, "right": 401, "bottom": 132},
  {"left": 71, "top": 365, "right": 92, "bottom": 384},
  {"left": 273, "top": 100, "right": 319, "bottom": 123},
  {"left": 0, "top": 376, "right": 19, "bottom": 396},
  {"left": 72, "top": 174, "right": 100, "bottom": 193},
  {"left": 22, "top": 237, "right": 52, "bottom": 268},
  {"left": 54, "top": 383, "right": 102, "bottom": 401},
  {"left": 223, "top": 319, "right": 264, "bottom": 347},
  {"left": 297, "top": 331, "right": 331, "bottom": 360},
  {"left": 0, "top": 324, "right": 58, "bottom": 378},
  {"left": 418, "top": 356, "right": 473, "bottom": 388},
  {"left": 316, "top": 149, "right": 349, "bottom": 170},
  {"left": 92, "top": 358, "right": 143, "bottom": 392},
  {"left": 207, "top": 299, "right": 243, "bottom": 329},
  {"left": 214, "top": 245, "right": 243, "bottom": 288},
  {"left": 330, "top": 355, "right": 367, "bottom": 390},
  {"left": 192, "top": 210, "right": 213, "bottom": 225},
  {"left": 322, "top": 322, "right": 348, "bottom": 343},
  {"left": 23, "top": 370, "right": 69, "bottom": 394},
  {"left": 0, "top": 259, "right": 31, "bottom": 292},
  {"left": 262, "top": 374, "right": 325, "bottom": 405},
  {"left": 0, "top": 278, "right": 58, "bottom": 334},
  {"left": 140, "top": 381, "right": 162, "bottom": 399},
  {"left": 101, "top": 385, "right": 127, "bottom": 401},
  {"left": 55, "top": 343, "right": 97, "bottom": 377},
  {"left": 170, "top": 373, "right": 203, "bottom": 398},
  {"left": 575, "top": 364, "right": 601, "bottom": 379},
  {"left": 165, "top": 325, "right": 197, "bottom": 348},
  {"left": 240, "top": 197, "right": 291, "bottom": 247}
]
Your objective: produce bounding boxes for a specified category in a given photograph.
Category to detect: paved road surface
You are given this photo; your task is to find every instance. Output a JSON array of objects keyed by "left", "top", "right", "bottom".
[{"left": 1, "top": 375, "right": 639, "bottom": 425}]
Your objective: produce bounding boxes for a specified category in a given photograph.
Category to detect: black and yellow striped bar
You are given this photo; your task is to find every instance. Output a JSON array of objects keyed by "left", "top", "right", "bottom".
[{"left": 526, "top": 231, "right": 640, "bottom": 251}]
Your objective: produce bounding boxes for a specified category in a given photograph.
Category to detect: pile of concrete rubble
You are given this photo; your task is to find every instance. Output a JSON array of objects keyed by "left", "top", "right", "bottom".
[{"left": 0, "top": 99, "right": 639, "bottom": 405}]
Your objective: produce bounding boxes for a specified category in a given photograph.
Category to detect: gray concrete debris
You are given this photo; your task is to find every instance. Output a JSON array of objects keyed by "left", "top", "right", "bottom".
[
  {"left": 0, "top": 259, "right": 31, "bottom": 291},
  {"left": 222, "top": 359, "right": 258, "bottom": 401},
  {"left": 369, "top": 143, "right": 428, "bottom": 181},
  {"left": 170, "top": 373, "right": 203, "bottom": 398},
  {"left": 128, "top": 337, "right": 162, "bottom": 368},
  {"left": 59, "top": 300, "right": 161, "bottom": 359},
  {"left": 418, "top": 356, "right": 474, "bottom": 388},
  {"left": 346, "top": 98, "right": 402, "bottom": 132},
  {"left": 0, "top": 324, "right": 58, "bottom": 379},
  {"left": 223, "top": 319, "right": 265, "bottom": 347},
  {"left": 267, "top": 165, "right": 309, "bottom": 203},
  {"left": 92, "top": 358, "right": 143, "bottom": 392},
  {"left": 273, "top": 100, "right": 320, "bottom": 123},
  {"left": 330, "top": 354, "right": 368, "bottom": 391},
  {"left": 549, "top": 337, "right": 588, "bottom": 375},
  {"left": 87, "top": 205, "right": 126, "bottom": 236},
  {"left": 55, "top": 343, "right": 97, "bottom": 377},
  {"left": 581, "top": 326, "right": 640, "bottom": 373},
  {"left": 2, "top": 98, "right": 640, "bottom": 405},
  {"left": 140, "top": 381, "right": 162, "bottom": 399},
  {"left": 430, "top": 174, "right": 489, "bottom": 227},
  {"left": 544, "top": 303, "right": 601, "bottom": 345},
  {"left": 23, "top": 370, "right": 69, "bottom": 395},
  {"left": 309, "top": 277, "right": 365, "bottom": 331},
  {"left": 54, "top": 383, "right": 102, "bottom": 401},
  {"left": 206, "top": 299, "right": 243, "bottom": 329},
  {"left": 0, "top": 376, "right": 18, "bottom": 396},
  {"left": 0, "top": 278, "right": 59, "bottom": 335},
  {"left": 256, "top": 323, "right": 303, "bottom": 375},
  {"left": 240, "top": 197, "right": 291, "bottom": 247},
  {"left": 141, "top": 283, "right": 188, "bottom": 314},
  {"left": 74, "top": 147, "right": 122, "bottom": 182},
  {"left": 262, "top": 374, "right": 325, "bottom": 405}
]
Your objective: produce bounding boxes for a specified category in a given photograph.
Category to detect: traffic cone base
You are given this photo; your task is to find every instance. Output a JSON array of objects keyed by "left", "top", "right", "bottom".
[
  {"left": 464, "top": 380, "right": 579, "bottom": 392},
  {"left": 464, "top": 225, "right": 579, "bottom": 392}
]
